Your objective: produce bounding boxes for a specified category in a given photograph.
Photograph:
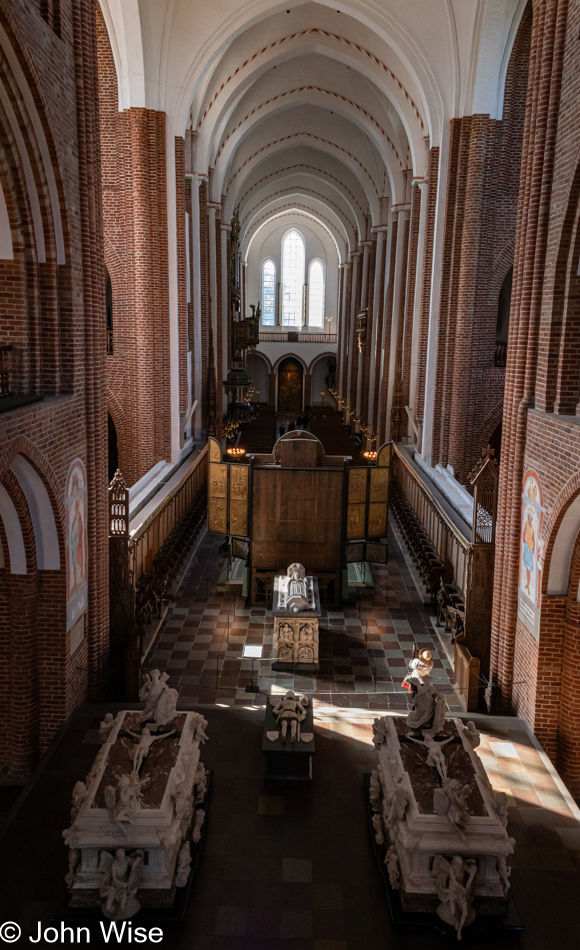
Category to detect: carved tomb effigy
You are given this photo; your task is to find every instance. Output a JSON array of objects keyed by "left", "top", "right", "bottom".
[
  {"left": 369, "top": 680, "right": 515, "bottom": 940},
  {"left": 272, "top": 563, "right": 320, "bottom": 670},
  {"left": 62, "top": 670, "right": 209, "bottom": 921}
]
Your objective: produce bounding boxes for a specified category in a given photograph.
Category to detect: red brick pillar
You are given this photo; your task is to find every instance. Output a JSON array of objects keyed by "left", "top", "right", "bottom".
[
  {"left": 8, "top": 572, "right": 38, "bottom": 775},
  {"left": 73, "top": 0, "right": 109, "bottom": 700},
  {"left": 385, "top": 207, "right": 409, "bottom": 439},
  {"left": 379, "top": 217, "right": 399, "bottom": 443},
  {"left": 558, "top": 538, "right": 580, "bottom": 794},
  {"left": 491, "top": 0, "right": 570, "bottom": 713},
  {"left": 175, "top": 138, "right": 189, "bottom": 428},
  {"left": 400, "top": 183, "right": 422, "bottom": 434},
  {"left": 414, "top": 147, "right": 439, "bottom": 448},
  {"left": 355, "top": 240, "right": 372, "bottom": 421},
  {"left": 369, "top": 225, "right": 388, "bottom": 440}
]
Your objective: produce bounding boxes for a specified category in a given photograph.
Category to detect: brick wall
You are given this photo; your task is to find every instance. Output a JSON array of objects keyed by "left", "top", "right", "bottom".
[
  {"left": 430, "top": 6, "right": 531, "bottom": 483},
  {"left": 96, "top": 9, "right": 172, "bottom": 484},
  {"left": 492, "top": 0, "right": 578, "bottom": 784},
  {"left": 0, "top": 0, "right": 107, "bottom": 774}
]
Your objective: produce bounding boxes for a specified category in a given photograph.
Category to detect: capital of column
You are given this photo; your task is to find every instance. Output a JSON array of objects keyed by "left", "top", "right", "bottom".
[
  {"left": 371, "top": 225, "right": 389, "bottom": 234},
  {"left": 359, "top": 240, "right": 373, "bottom": 247}
]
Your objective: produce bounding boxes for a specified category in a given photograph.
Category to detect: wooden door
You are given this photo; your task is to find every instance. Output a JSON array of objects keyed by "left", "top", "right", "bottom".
[{"left": 277, "top": 358, "right": 303, "bottom": 412}]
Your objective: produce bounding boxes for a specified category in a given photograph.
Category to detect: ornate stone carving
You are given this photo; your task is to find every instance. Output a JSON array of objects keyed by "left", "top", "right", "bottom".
[{"left": 433, "top": 854, "right": 477, "bottom": 940}]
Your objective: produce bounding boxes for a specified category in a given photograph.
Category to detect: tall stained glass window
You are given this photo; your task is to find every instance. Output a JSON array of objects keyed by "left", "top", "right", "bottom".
[
  {"left": 261, "top": 259, "right": 276, "bottom": 325},
  {"left": 282, "top": 229, "right": 305, "bottom": 326},
  {"left": 308, "top": 259, "right": 324, "bottom": 327}
]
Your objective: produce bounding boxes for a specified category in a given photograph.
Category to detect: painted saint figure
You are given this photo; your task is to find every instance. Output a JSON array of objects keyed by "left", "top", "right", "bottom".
[{"left": 521, "top": 509, "right": 535, "bottom": 596}]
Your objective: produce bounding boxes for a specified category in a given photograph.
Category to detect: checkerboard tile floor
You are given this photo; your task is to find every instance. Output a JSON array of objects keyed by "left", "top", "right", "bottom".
[{"left": 146, "top": 526, "right": 461, "bottom": 713}]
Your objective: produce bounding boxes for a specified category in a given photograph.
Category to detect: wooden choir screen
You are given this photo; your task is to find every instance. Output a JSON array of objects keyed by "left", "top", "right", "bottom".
[{"left": 251, "top": 467, "right": 343, "bottom": 574}]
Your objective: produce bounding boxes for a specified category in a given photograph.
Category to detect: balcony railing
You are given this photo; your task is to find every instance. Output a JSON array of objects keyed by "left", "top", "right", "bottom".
[
  {"left": 129, "top": 445, "right": 209, "bottom": 585},
  {"left": 259, "top": 331, "right": 337, "bottom": 343},
  {"left": 392, "top": 446, "right": 471, "bottom": 598}
]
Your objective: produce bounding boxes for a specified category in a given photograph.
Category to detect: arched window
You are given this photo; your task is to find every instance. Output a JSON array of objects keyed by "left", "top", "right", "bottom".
[
  {"left": 282, "top": 229, "right": 305, "bottom": 326},
  {"left": 106, "top": 268, "right": 113, "bottom": 354},
  {"left": 261, "top": 259, "right": 276, "bottom": 325},
  {"left": 308, "top": 259, "right": 325, "bottom": 327}
]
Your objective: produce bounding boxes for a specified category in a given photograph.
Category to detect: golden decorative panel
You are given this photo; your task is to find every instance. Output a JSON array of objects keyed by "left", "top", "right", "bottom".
[
  {"left": 229, "top": 500, "right": 248, "bottom": 537},
  {"left": 208, "top": 462, "right": 228, "bottom": 534},
  {"left": 348, "top": 468, "right": 367, "bottom": 504},
  {"left": 367, "top": 502, "right": 387, "bottom": 538},
  {"left": 370, "top": 466, "right": 389, "bottom": 502},
  {"left": 347, "top": 503, "right": 366, "bottom": 540},
  {"left": 209, "top": 437, "right": 222, "bottom": 463},
  {"left": 230, "top": 464, "right": 248, "bottom": 501},
  {"left": 229, "top": 464, "right": 249, "bottom": 536},
  {"left": 377, "top": 442, "right": 392, "bottom": 468}
]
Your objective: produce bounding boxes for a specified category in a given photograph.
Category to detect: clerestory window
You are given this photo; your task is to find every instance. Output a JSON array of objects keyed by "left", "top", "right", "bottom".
[
  {"left": 261, "top": 259, "right": 276, "bottom": 325},
  {"left": 308, "top": 259, "right": 324, "bottom": 327},
  {"left": 282, "top": 229, "right": 305, "bottom": 326}
]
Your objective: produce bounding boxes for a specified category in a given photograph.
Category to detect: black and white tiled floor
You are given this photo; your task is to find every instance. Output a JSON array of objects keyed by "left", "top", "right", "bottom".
[
  {"left": 146, "top": 525, "right": 460, "bottom": 714},
  {"left": 3, "top": 524, "right": 580, "bottom": 948}
]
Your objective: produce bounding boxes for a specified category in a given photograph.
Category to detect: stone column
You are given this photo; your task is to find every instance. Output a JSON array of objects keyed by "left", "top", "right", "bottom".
[
  {"left": 346, "top": 250, "right": 361, "bottom": 416},
  {"left": 221, "top": 222, "right": 231, "bottom": 415},
  {"left": 367, "top": 227, "right": 387, "bottom": 439},
  {"left": 338, "top": 261, "right": 350, "bottom": 399},
  {"left": 356, "top": 240, "right": 372, "bottom": 419}
]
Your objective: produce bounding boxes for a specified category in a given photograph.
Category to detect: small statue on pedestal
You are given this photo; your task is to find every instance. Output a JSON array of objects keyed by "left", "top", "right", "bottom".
[{"left": 99, "top": 848, "right": 144, "bottom": 921}]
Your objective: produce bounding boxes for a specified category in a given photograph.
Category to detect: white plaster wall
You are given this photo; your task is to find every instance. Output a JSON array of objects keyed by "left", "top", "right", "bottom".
[{"left": 246, "top": 215, "right": 339, "bottom": 330}]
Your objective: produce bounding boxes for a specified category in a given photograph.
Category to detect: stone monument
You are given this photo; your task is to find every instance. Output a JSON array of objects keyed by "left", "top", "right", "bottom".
[
  {"left": 369, "top": 670, "right": 515, "bottom": 940},
  {"left": 63, "top": 670, "right": 209, "bottom": 919},
  {"left": 272, "top": 563, "right": 321, "bottom": 670}
]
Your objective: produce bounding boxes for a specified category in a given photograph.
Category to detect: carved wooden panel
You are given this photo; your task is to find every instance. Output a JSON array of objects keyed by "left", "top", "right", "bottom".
[{"left": 252, "top": 468, "right": 342, "bottom": 571}]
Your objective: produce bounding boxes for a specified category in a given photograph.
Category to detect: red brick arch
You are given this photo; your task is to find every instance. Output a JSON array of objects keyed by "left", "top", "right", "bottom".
[{"left": 0, "top": 435, "right": 65, "bottom": 557}]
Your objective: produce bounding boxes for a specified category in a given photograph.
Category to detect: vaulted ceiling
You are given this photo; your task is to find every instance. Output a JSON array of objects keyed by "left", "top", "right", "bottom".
[{"left": 99, "top": 0, "right": 528, "bottom": 256}]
